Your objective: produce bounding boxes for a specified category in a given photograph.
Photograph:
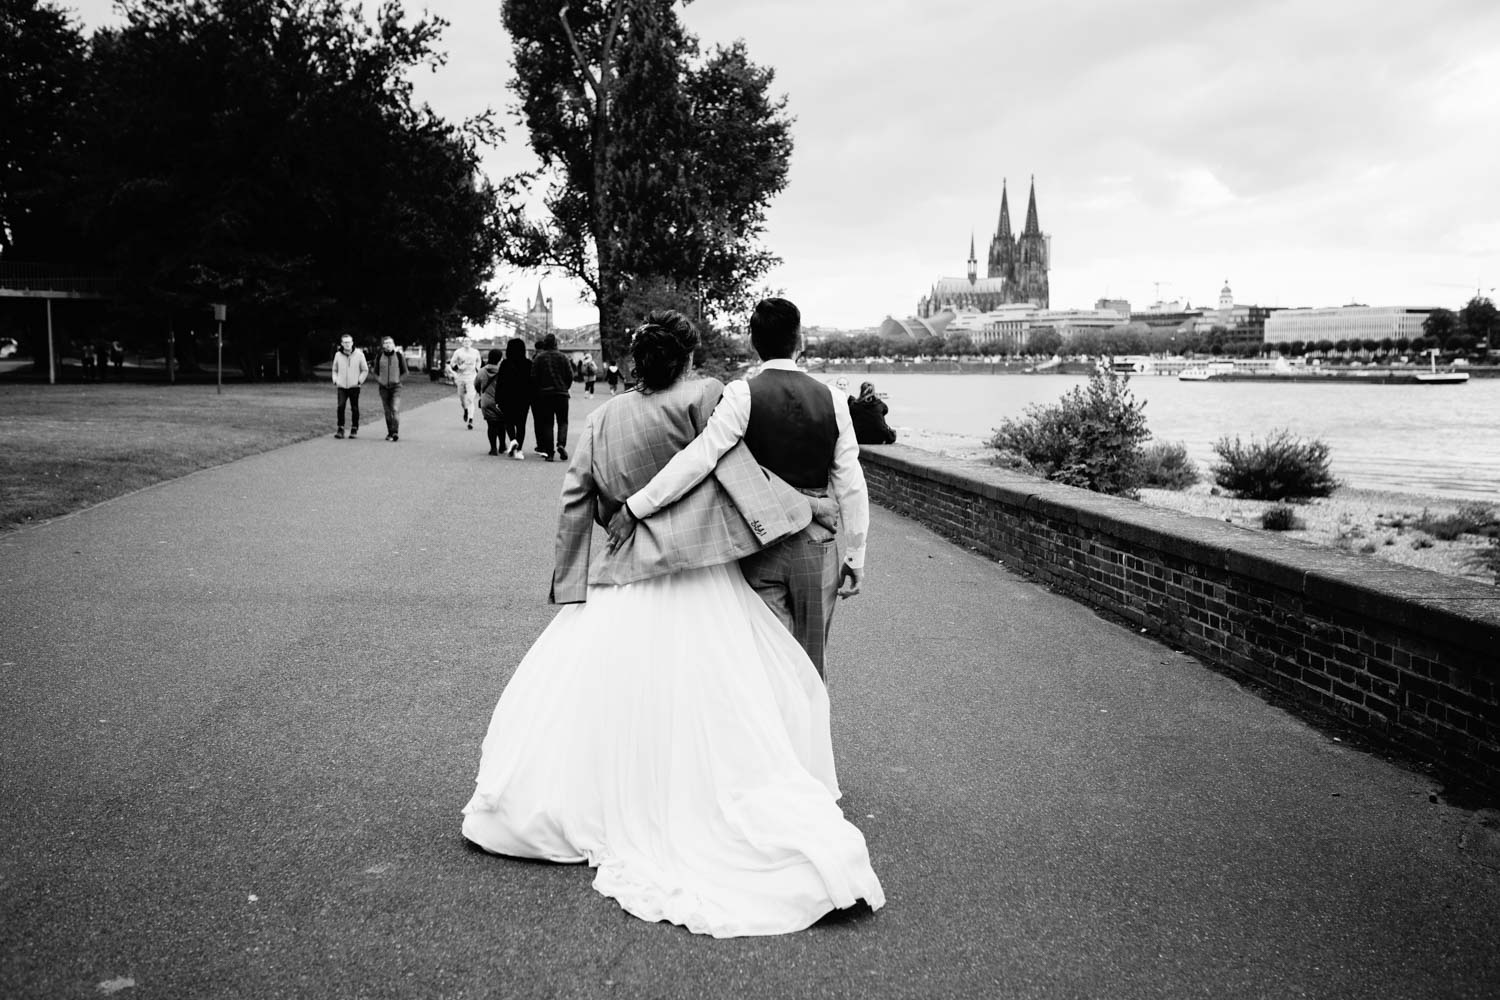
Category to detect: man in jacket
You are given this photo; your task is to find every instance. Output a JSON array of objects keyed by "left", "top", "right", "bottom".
[
  {"left": 530, "top": 333, "right": 575, "bottom": 462},
  {"left": 332, "top": 334, "right": 368, "bottom": 439},
  {"left": 373, "top": 336, "right": 408, "bottom": 442}
]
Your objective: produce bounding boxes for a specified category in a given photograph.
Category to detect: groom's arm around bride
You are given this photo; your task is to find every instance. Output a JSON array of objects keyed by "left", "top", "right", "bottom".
[{"left": 608, "top": 298, "right": 868, "bottom": 676}]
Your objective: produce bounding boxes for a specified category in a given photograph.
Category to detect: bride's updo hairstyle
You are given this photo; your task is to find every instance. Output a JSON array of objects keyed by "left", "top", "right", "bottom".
[{"left": 630, "top": 309, "right": 699, "bottom": 392}]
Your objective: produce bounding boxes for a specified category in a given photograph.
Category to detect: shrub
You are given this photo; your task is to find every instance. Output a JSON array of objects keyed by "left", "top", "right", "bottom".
[
  {"left": 1261, "top": 504, "right": 1300, "bottom": 531},
  {"left": 1415, "top": 503, "right": 1497, "bottom": 541},
  {"left": 1139, "top": 441, "right": 1199, "bottom": 490},
  {"left": 989, "top": 369, "right": 1149, "bottom": 497},
  {"left": 1210, "top": 429, "right": 1339, "bottom": 500}
]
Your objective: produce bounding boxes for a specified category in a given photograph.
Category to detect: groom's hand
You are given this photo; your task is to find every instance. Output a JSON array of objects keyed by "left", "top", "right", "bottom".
[
  {"left": 837, "top": 562, "right": 862, "bottom": 599},
  {"left": 808, "top": 495, "right": 840, "bottom": 532},
  {"left": 606, "top": 504, "right": 639, "bottom": 552}
]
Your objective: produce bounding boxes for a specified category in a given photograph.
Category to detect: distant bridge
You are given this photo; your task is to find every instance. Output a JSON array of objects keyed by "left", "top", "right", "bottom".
[
  {"left": 0, "top": 263, "right": 118, "bottom": 383},
  {"left": 0, "top": 262, "right": 116, "bottom": 300}
]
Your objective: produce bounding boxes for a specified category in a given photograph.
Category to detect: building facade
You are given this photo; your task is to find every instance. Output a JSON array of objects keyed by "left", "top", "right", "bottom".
[{"left": 1263, "top": 305, "right": 1437, "bottom": 346}]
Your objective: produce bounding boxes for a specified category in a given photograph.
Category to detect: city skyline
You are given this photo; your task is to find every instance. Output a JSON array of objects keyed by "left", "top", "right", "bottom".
[{"left": 62, "top": 0, "right": 1500, "bottom": 331}]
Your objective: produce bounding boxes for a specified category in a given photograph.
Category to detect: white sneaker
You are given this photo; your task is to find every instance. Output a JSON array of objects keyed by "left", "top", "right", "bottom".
[{"left": 513, "top": 449, "right": 524, "bottom": 460}]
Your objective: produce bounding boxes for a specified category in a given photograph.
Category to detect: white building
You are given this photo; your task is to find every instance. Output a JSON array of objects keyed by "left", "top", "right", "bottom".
[{"left": 1263, "top": 305, "right": 1437, "bottom": 345}]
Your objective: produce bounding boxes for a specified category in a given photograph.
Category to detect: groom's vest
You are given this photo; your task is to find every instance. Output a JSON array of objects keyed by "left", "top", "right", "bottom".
[{"left": 743, "top": 369, "right": 838, "bottom": 491}]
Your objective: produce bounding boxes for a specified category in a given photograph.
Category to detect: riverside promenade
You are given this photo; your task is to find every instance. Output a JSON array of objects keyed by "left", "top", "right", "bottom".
[{"left": 2, "top": 393, "right": 1498, "bottom": 1000}]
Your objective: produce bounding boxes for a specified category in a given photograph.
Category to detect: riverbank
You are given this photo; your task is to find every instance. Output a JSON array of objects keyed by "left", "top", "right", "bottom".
[{"left": 894, "top": 426, "right": 1496, "bottom": 585}]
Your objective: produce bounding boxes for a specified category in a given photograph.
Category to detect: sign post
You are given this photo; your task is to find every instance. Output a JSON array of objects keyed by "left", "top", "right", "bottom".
[
  {"left": 46, "top": 299, "right": 55, "bottom": 385},
  {"left": 212, "top": 303, "right": 227, "bottom": 394}
]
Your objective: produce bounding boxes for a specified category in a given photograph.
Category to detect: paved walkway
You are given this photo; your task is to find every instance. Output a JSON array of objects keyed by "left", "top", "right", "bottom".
[{"left": 2, "top": 391, "right": 1498, "bottom": 1000}]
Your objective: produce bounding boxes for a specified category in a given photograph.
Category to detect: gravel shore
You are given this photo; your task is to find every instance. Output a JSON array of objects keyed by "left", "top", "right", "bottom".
[{"left": 893, "top": 427, "right": 1497, "bottom": 585}]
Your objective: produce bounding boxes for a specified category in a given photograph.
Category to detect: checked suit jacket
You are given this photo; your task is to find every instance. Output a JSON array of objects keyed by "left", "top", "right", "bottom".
[{"left": 549, "top": 375, "right": 813, "bottom": 604}]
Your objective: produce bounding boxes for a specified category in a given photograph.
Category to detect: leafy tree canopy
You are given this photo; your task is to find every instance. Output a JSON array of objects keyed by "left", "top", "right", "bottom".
[
  {"left": 1423, "top": 307, "right": 1457, "bottom": 344},
  {"left": 0, "top": 0, "right": 89, "bottom": 257},
  {"left": 499, "top": 0, "right": 792, "bottom": 363},
  {"left": 1458, "top": 296, "right": 1496, "bottom": 346},
  {"left": 15, "top": 0, "right": 502, "bottom": 373}
]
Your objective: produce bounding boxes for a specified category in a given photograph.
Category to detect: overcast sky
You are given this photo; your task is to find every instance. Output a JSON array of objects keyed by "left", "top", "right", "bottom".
[{"left": 65, "top": 0, "right": 1500, "bottom": 331}]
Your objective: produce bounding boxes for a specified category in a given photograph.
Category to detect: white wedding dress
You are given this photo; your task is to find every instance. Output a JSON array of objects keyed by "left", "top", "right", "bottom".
[{"left": 461, "top": 561, "right": 886, "bottom": 937}]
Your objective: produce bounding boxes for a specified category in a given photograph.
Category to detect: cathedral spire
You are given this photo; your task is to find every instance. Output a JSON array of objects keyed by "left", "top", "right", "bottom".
[
  {"left": 997, "top": 179, "right": 1012, "bottom": 241},
  {"left": 967, "top": 232, "right": 977, "bottom": 283},
  {"left": 1023, "top": 175, "right": 1040, "bottom": 236}
]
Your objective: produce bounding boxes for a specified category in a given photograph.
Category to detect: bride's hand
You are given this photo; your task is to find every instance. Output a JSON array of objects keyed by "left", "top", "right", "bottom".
[{"left": 606, "top": 505, "right": 639, "bottom": 552}]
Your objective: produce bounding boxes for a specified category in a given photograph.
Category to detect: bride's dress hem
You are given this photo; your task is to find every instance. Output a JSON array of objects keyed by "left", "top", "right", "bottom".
[
  {"left": 459, "top": 822, "right": 885, "bottom": 939},
  {"left": 460, "top": 561, "right": 886, "bottom": 939}
]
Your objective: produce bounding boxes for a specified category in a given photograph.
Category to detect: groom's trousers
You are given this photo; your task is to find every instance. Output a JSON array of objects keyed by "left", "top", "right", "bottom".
[{"left": 739, "top": 520, "right": 841, "bottom": 678}]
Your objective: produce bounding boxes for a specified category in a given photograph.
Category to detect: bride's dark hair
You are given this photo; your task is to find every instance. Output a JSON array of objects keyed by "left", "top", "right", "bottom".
[{"left": 630, "top": 310, "right": 698, "bottom": 392}]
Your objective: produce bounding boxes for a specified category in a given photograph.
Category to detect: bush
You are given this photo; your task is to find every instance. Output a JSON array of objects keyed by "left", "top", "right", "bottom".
[
  {"left": 1416, "top": 503, "right": 1497, "bottom": 541},
  {"left": 1210, "top": 429, "right": 1339, "bottom": 500},
  {"left": 1139, "top": 440, "right": 1199, "bottom": 490},
  {"left": 989, "top": 369, "right": 1149, "bottom": 497},
  {"left": 1261, "top": 504, "right": 1300, "bottom": 531}
]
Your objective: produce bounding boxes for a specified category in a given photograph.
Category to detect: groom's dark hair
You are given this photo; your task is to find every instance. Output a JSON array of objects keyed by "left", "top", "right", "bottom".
[{"left": 749, "top": 298, "right": 800, "bottom": 360}]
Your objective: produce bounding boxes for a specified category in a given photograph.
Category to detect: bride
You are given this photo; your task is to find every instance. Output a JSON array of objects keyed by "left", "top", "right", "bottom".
[{"left": 461, "top": 310, "right": 885, "bottom": 937}]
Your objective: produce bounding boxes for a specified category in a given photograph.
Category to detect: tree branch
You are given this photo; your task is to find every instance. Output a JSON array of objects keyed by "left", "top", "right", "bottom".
[{"left": 558, "top": 1, "right": 627, "bottom": 102}]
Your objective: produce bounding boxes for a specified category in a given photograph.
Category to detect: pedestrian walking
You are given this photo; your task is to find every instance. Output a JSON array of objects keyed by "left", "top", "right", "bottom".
[
  {"left": 582, "top": 355, "right": 598, "bottom": 396},
  {"left": 373, "top": 336, "right": 408, "bottom": 441},
  {"left": 476, "top": 348, "right": 506, "bottom": 455},
  {"left": 530, "top": 333, "right": 574, "bottom": 462},
  {"left": 331, "top": 334, "right": 368, "bottom": 439},
  {"left": 496, "top": 337, "right": 533, "bottom": 460},
  {"left": 605, "top": 362, "right": 621, "bottom": 395}
]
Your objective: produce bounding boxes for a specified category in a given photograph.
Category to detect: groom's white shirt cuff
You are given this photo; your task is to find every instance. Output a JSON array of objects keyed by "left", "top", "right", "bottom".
[{"left": 626, "top": 360, "right": 868, "bottom": 569}]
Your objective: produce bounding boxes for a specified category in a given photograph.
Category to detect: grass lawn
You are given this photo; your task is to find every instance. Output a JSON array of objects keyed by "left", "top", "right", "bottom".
[{"left": 0, "top": 379, "right": 451, "bottom": 531}]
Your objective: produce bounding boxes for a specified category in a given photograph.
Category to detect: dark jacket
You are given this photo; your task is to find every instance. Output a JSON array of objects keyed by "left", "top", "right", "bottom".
[
  {"left": 849, "top": 395, "right": 897, "bottom": 445},
  {"left": 476, "top": 363, "right": 502, "bottom": 419},
  {"left": 531, "top": 349, "right": 574, "bottom": 395},
  {"left": 496, "top": 356, "right": 533, "bottom": 414}
]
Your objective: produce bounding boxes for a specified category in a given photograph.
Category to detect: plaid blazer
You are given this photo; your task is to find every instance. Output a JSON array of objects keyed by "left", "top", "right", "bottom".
[{"left": 550, "top": 376, "right": 812, "bottom": 604}]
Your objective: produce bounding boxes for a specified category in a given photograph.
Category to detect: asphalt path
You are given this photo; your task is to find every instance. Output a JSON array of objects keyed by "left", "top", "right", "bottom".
[{"left": 2, "top": 389, "right": 1498, "bottom": 1000}]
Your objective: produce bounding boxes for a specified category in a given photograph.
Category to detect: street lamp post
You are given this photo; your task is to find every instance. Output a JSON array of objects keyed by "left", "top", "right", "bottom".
[{"left": 212, "top": 303, "right": 227, "bottom": 394}]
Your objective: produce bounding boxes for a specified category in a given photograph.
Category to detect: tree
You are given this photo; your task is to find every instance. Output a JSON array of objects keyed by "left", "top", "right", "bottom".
[
  {"left": 70, "top": 0, "right": 501, "bottom": 373},
  {"left": 499, "top": 0, "right": 792, "bottom": 363},
  {"left": 1423, "top": 308, "right": 1457, "bottom": 345},
  {"left": 0, "top": 0, "right": 89, "bottom": 258},
  {"left": 942, "top": 332, "right": 974, "bottom": 356},
  {"left": 1025, "top": 326, "right": 1062, "bottom": 356},
  {"left": 1458, "top": 296, "right": 1497, "bottom": 348}
]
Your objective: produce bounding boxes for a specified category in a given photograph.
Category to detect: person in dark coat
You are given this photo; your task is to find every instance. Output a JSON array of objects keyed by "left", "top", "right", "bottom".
[
  {"left": 496, "top": 338, "right": 533, "bottom": 460},
  {"left": 530, "top": 333, "right": 575, "bottom": 462},
  {"left": 848, "top": 381, "right": 897, "bottom": 445},
  {"left": 476, "top": 348, "right": 506, "bottom": 455}
]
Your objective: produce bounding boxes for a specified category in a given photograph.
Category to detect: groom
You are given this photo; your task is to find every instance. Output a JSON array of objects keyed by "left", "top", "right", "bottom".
[{"left": 610, "top": 298, "right": 868, "bottom": 677}]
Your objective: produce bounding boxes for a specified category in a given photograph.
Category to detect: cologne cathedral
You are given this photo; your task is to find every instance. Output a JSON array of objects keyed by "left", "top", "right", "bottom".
[{"left": 917, "top": 177, "right": 1051, "bottom": 318}]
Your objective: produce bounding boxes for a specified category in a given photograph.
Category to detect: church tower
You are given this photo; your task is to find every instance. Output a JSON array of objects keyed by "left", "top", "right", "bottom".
[
  {"left": 967, "top": 233, "right": 978, "bottom": 284},
  {"left": 987, "top": 179, "right": 1016, "bottom": 283},
  {"left": 526, "top": 281, "right": 553, "bottom": 333},
  {"left": 1013, "top": 177, "right": 1050, "bottom": 308}
]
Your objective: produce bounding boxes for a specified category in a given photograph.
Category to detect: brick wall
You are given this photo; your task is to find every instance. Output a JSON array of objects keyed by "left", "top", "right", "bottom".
[{"left": 859, "top": 444, "right": 1500, "bottom": 794}]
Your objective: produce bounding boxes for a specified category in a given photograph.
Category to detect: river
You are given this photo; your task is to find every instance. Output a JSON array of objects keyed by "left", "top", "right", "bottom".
[{"left": 829, "top": 372, "right": 1500, "bottom": 503}]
